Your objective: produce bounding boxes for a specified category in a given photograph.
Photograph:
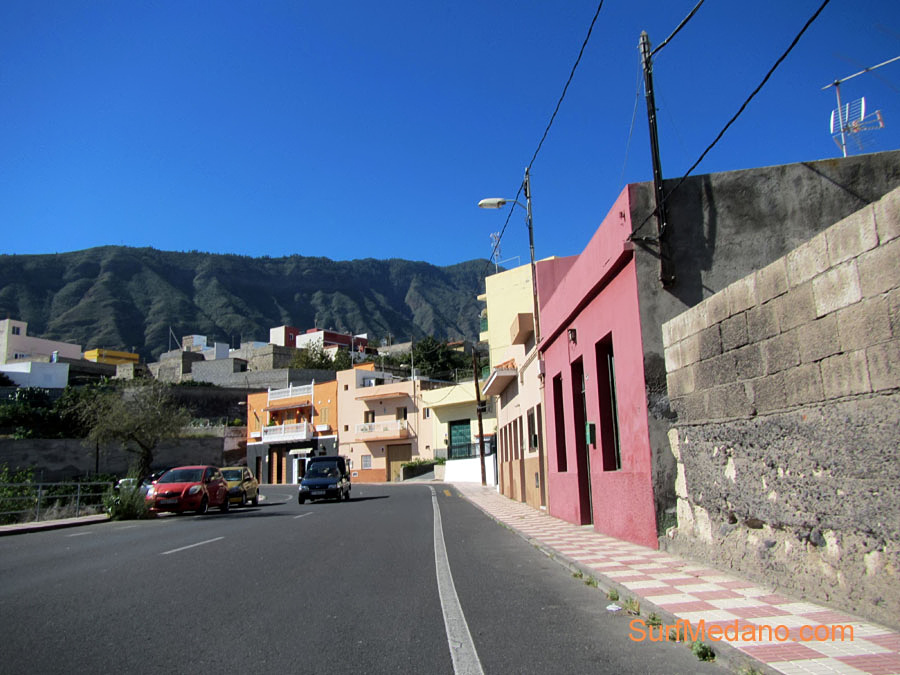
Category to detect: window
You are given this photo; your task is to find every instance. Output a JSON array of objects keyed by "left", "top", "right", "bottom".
[
  {"left": 344, "top": 425, "right": 349, "bottom": 432},
  {"left": 596, "top": 334, "right": 622, "bottom": 471},
  {"left": 552, "top": 374, "right": 567, "bottom": 472},
  {"left": 343, "top": 384, "right": 349, "bottom": 391},
  {"left": 396, "top": 407, "right": 407, "bottom": 420},
  {"left": 11, "top": 326, "right": 21, "bottom": 335},
  {"left": 423, "top": 408, "right": 431, "bottom": 419},
  {"left": 319, "top": 407, "right": 330, "bottom": 425},
  {"left": 362, "top": 455, "right": 372, "bottom": 469},
  {"left": 527, "top": 408, "right": 536, "bottom": 452},
  {"left": 364, "top": 410, "right": 375, "bottom": 424}
]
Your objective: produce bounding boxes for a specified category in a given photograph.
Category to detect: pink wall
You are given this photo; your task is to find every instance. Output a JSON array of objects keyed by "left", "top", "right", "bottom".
[{"left": 539, "top": 188, "right": 659, "bottom": 549}]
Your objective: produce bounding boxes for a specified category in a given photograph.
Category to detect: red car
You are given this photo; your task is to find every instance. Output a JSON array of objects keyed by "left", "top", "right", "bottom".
[{"left": 145, "top": 465, "right": 230, "bottom": 514}]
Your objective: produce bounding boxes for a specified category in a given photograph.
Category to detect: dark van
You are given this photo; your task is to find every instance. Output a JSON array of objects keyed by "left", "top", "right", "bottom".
[{"left": 298, "top": 456, "right": 351, "bottom": 503}]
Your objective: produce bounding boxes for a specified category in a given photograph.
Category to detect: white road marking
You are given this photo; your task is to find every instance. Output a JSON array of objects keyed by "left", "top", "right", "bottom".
[
  {"left": 66, "top": 532, "right": 92, "bottom": 537},
  {"left": 160, "top": 537, "right": 224, "bottom": 555},
  {"left": 431, "top": 487, "right": 485, "bottom": 675},
  {"left": 294, "top": 512, "right": 313, "bottom": 520}
]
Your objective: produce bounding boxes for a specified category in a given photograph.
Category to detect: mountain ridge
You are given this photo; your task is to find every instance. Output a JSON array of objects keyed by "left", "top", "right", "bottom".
[{"left": 0, "top": 246, "right": 491, "bottom": 360}]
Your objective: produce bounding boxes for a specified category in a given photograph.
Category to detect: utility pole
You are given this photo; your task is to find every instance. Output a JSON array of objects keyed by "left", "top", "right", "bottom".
[
  {"left": 640, "top": 31, "right": 676, "bottom": 287},
  {"left": 472, "top": 350, "right": 487, "bottom": 486}
]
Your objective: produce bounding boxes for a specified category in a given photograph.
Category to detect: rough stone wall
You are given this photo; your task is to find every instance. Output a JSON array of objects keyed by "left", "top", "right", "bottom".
[
  {"left": 0, "top": 437, "right": 224, "bottom": 480},
  {"left": 630, "top": 150, "right": 900, "bottom": 528},
  {"left": 661, "top": 187, "right": 900, "bottom": 629}
]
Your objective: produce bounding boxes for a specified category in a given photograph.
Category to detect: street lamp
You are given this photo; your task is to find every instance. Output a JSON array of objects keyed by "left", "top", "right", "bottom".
[{"left": 478, "top": 167, "right": 541, "bottom": 344}]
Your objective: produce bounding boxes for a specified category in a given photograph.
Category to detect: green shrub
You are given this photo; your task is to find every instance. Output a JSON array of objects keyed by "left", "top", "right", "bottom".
[
  {"left": 691, "top": 641, "right": 715, "bottom": 662},
  {"left": 104, "top": 486, "right": 152, "bottom": 521}
]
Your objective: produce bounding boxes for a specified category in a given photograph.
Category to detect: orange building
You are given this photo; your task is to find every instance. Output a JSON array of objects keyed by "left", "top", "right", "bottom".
[{"left": 245, "top": 380, "right": 339, "bottom": 484}]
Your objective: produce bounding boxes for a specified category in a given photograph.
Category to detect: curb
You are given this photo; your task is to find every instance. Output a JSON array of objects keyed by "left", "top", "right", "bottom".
[
  {"left": 0, "top": 514, "right": 110, "bottom": 536},
  {"left": 452, "top": 486, "right": 778, "bottom": 675}
]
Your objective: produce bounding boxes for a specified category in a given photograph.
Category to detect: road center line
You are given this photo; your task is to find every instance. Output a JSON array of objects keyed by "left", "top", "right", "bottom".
[
  {"left": 294, "top": 512, "right": 313, "bottom": 519},
  {"left": 431, "top": 487, "right": 485, "bottom": 675},
  {"left": 160, "top": 536, "right": 224, "bottom": 556}
]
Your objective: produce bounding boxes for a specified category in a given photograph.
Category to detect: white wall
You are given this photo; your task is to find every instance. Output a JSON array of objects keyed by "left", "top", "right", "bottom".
[
  {"left": 444, "top": 453, "right": 497, "bottom": 485},
  {"left": 0, "top": 362, "right": 70, "bottom": 388}
]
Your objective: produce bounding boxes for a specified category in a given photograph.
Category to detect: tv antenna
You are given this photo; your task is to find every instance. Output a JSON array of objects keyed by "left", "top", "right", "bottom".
[
  {"left": 489, "top": 232, "right": 501, "bottom": 272},
  {"left": 823, "top": 55, "right": 899, "bottom": 157}
]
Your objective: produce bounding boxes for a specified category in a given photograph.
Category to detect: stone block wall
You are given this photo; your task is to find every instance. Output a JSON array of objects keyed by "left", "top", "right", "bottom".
[{"left": 661, "top": 187, "right": 900, "bottom": 629}]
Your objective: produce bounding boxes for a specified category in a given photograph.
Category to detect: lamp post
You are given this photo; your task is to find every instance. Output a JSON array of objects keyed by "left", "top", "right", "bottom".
[{"left": 478, "top": 167, "right": 541, "bottom": 344}]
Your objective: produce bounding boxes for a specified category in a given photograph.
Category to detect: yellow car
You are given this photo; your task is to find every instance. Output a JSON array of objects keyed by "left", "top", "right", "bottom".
[{"left": 221, "top": 466, "right": 260, "bottom": 506}]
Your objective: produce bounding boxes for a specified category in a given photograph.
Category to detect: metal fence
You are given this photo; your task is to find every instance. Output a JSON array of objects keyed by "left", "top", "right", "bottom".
[
  {"left": 439, "top": 442, "right": 496, "bottom": 460},
  {"left": 0, "top": 481, "right": 113, "bottom": 524}
]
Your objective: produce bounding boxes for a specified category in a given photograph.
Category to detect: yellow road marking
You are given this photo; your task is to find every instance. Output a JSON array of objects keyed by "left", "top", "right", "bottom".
[{"left": 443, "top": 489, "right": 453, "bottom": 497}]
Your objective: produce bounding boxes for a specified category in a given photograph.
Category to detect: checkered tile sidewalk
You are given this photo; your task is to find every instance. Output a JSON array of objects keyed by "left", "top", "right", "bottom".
[{"left": 453, "top": 483, "right": 900, "bottom": 675}]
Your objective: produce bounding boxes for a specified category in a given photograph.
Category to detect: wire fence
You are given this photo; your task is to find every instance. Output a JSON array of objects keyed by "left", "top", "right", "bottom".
[{"left": 0, "top": 481, "right": 113, "bottom": 524}]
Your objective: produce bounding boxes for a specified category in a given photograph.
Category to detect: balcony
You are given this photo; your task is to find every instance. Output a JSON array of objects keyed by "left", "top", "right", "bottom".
[
  {"left": 355, "top": 419, "right": 409, "bottom": 441},
  {"left": 268, "top": 384, "right": 313, "bottom": 402},
  {"left": 261, "top": 422, "right": 313, "bottom": 443}
]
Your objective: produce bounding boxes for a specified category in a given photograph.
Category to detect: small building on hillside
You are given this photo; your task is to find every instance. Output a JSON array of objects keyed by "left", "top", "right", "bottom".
[{"left": 0, "top": 319, "right": 82, "bottom": 364}]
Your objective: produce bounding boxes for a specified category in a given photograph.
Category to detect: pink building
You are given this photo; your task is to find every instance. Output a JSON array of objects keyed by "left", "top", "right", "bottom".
[
  {"left": 538, "top": 153, "right": 900, "bottom": 550},
  {"left": 539, "top": 189, "right": 659, "bottom": 548}
]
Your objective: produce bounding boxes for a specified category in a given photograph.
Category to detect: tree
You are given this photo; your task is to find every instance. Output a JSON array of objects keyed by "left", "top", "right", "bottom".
[
  {"left": 332, "top": 348, "right": 353, "bottom": 371},
  {"left": 411, "top": 336, "right": 470, "bottom": 379},
  {"left": 289, "top": 343, "right": 335, "bottom": 370},
  {"left": 77, "top": 381, "right": 190, "bottom": 480}
]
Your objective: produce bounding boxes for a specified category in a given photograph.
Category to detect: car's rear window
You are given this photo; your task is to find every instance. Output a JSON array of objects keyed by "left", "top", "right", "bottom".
[
  {"left": 159, "top": 468, "right": 203, "bottom": 483},
  {"left": 222, "top": 470, "right": 242, "bottom": 481}
]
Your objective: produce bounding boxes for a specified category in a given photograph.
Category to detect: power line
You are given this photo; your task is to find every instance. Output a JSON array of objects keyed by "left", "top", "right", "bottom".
[
  {"left": 650, "top": 0, "right": 706, "bottom": 57},
  {"left": 526, "top": 0, "right": 604, "bottom": 171},
  {"left": 484, "top": 1, "right": 605, "bottom": 275},
  {"left": 619, "top": 58, "right": 644, "bottom": 188},
  {"left": 630, "top": 0, "right": 833, "bottom": 240}
]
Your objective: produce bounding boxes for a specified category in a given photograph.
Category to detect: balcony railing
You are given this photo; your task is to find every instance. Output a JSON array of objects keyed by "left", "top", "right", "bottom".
[
  {"left": 355, "top": 419, "right": 409, "bottom": 440},
  {"left": 268, "top": 384, "right": 313, "bottom": 401},
  {"left": 261, "top": 422, "right": 313, "bottom": 443},
  {"left": 435, "top": 441, "right": 496, "bottom": 460}
]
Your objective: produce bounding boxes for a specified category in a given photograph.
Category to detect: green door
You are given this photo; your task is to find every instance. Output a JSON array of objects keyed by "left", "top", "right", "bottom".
[{"left": 448, "top": 420, "right": 471, "bottom": 459}]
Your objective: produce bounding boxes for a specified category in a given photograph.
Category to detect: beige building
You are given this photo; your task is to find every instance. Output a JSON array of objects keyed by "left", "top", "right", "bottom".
[
  {"left": 337, "top": 363, "right": 443, "bottom": 482},
  {"left": 0, "top": 318, "right": 82, "bottom": 364}
]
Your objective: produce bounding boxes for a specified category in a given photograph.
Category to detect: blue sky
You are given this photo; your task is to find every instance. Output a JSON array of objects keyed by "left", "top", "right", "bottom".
[{"left": 2, "top": 1, "right": 898, "bottom": 267}]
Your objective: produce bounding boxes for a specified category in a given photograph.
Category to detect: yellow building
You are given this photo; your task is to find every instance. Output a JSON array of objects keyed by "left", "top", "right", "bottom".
[
  {"left": 420, "top": 381, "right": 497, "bottom": 483},
  {"left": 481, "top": 261, "right": 554, "bottom": 510},
  {"left": 83, "top": 349, "right": 140, "bottom": 365}
]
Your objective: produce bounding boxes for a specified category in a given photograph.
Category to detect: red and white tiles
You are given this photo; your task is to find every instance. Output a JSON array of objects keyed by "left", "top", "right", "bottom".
[{"left": 453, "top": 483, "right": 900, "bottom": 675}]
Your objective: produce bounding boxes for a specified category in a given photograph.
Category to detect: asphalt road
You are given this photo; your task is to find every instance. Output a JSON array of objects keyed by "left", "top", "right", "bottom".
[{"left": 0, "top": 484, "right": 725, "bottom": 674}]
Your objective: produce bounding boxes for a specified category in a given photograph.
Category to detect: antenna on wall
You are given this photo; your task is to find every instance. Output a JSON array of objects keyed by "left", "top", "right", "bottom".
[
  {"left": 823, "top": 55, "right": 898, "bottom": 157},
  {"left": 489, "top": 232, "right": 501, "bottom": 273}
]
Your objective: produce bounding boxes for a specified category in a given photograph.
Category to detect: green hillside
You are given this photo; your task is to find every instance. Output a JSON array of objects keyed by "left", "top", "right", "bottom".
[{"left": 0, "top": 247, "right": 491, "bottom": 360}]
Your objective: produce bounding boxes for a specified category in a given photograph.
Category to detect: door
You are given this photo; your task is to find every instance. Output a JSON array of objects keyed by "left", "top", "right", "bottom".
[
  {"left": 448, "top": 420, "right": 471, "bottom": 458},
  {"left": 388, "top": 444, "right": 412, "bottom": 482}
]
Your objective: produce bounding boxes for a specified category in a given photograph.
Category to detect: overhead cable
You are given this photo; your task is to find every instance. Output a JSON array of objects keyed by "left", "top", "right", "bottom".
[
  {"left": 630, "top": 0, "right": 833, "bottom": 240},
  {"left": 485, "top": 0, "right": 605, "bottom": 274},
  {"left": 650, "top": 0, "right": 706, "bottom": 57}
]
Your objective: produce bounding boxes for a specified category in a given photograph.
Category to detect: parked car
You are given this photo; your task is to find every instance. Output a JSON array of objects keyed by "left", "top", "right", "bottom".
[
  {"left": 114, "top": 477, "right": 140, "bottom": 492},
  {"left": 145, "top": 465, "right": 230, "bottom": 514},
  {"left": 138, "top": 469, "right": 171, "bottom": 496},
  {"left": 298, "top": 456, "right": 351, "bottom": 503},
  {"left": 221, "top": 466, "right": 260, "bottom": 506}
]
